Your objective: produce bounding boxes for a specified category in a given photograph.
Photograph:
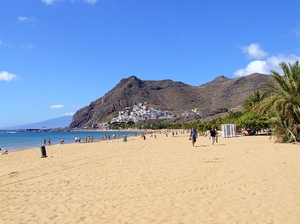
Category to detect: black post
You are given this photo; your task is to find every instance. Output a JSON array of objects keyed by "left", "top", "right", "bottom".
[{"left": 40, "top": 146, "right": 47, "bottom": 158}]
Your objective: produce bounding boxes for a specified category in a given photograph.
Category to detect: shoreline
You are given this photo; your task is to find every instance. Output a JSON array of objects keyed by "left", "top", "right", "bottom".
[
  {"left": 3, "top": 133, "right": 140, "bottom": 154},
  {"left": 0, "top": 129, "right": 143, "bottom": 152}
]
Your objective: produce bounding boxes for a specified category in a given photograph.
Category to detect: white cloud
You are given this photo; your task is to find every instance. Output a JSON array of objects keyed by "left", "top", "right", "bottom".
[
  {"left": 266, "top": 54, "right": 300, "bottom": 68},
  {"left": 64, "top": 112, "right": 74, "bottom": 116},
  {"left": 234, "top": 43, "right": 300, "bottom": 77},
  {"left": 234, "top": 53, "right": 300, "bottom": 77},
  {"left": 41, "top": 0, "right": 59, "bottom": 4},
  {"left": 50, "top": 105, "right": 65, "bottom": 109},
  {"left": 18, "top": 16, "right": 36, "bottom": 22},
  {"left": 41, "top": 0, "right": 97, "bottom": 4},
  {"left": 85, "top": 0, "right": 97, "bottom": 4},
  {"left": 0, "top": 71, "right": 19, "bottom": 82},
  {"left": 234, "top": 60, "right": 268, "bottom": 77},
  {"left": 18, "top": 16, "right": 29, "bottom": 22},
  {"left": 240, "top": 43, "right": 268, "bottom": 59}
]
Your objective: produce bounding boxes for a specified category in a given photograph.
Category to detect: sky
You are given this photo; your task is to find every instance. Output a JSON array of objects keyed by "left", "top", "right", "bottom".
[{"left": 1, "top": 0, "right": 300, "bottom": 128}]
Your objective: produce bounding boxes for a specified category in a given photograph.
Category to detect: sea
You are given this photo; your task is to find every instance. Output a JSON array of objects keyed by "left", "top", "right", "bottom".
[{"left": 0, "top": 130, "right": 141, "bottom": 152}]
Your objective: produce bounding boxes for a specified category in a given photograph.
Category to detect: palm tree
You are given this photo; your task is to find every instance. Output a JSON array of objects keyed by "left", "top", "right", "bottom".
[
  {"left": 244, "top": 90, "right": 262, "bottom": 111},
  {"left": 254, "top": 60, "right": 300, "bottom": 142}
]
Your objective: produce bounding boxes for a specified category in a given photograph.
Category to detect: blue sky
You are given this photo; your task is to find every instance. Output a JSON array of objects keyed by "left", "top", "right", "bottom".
[{"left": 1, "top": 0, "right": 300, "bottom": 128}]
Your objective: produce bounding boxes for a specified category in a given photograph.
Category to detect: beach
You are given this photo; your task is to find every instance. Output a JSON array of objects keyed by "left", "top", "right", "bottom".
[{"left": 1, "top": 132, "right": 300, "bottom": 224}]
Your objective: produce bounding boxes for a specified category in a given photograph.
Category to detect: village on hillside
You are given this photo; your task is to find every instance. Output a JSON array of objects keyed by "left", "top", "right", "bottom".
[{"left": 109, "top": 102, "right": 228, "bottom": 124}]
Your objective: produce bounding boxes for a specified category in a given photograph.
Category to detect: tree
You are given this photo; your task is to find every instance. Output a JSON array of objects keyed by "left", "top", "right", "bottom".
[
  {"left": 237, "top": 111, "right": 269, "bottom": 134},
  {"left": 244, "top": 90, "right": 262, "bottom": 111},
  {"left": 222, "top": 111, "right": 243, "bottom": 123},
  {"left": 255, "top": 61, "right": 300, "bottom": 142}
]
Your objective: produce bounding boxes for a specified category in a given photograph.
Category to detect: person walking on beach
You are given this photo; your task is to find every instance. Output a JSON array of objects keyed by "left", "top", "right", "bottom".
[
  {"left": 190, "top": 127, "right": 197, "bottom": 147},
  {"left": 48, "top": 138, "right": 51, "bottom": 145},
  {"left": 209, "top": 126, "right": 217, "bottom": 145}
]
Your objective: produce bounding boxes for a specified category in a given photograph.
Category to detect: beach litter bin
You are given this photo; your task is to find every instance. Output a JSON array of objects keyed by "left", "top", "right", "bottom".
[
  {"left": 123, "top": 136, "right": 127, "bottom": 142},
  {"left": 40, "top": 146, "right": 47, "bottom": 158}
]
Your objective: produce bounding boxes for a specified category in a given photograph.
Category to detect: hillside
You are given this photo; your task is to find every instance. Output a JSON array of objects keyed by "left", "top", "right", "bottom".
[
  {"left": 70, "top": 73, "right": 272, "bottom": 128},
  {"left": 1, "top": 115, "right": 73, "bottom": 130}
]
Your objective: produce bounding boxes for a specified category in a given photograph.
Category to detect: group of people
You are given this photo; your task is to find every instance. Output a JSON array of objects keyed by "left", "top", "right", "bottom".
[
  {"left": 43, "top": 138, "right": 51, "bottom": 145},
  {"left": 43, "top": 138, "right": 65, "bottom": 145},
  {"left": 75, "top": 136, "right": 94, "bottom": 143},
  {"left": 74, "top": 136, "right": 81, "bottom": 143},
  {"left": 190, "top": 126, "right": 217, "bottom": 147}
]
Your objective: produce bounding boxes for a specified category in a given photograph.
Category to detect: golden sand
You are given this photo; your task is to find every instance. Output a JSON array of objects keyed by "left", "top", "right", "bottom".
[{"left": 1, "top": 132, "right": 300, "bottom": 224}]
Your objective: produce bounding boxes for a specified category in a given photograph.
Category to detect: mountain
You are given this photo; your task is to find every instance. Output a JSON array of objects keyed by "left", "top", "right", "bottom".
[
  {"left": 1, "top": 115, "right": 73, "bottom": 130},
  {"left": 70, "top": 73, "right": 273, "bottom": 128}
]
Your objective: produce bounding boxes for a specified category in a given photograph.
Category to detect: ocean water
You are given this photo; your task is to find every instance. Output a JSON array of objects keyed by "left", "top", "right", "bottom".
[{"left": 0, "top": 130, "right": 140, "bottom": 151}]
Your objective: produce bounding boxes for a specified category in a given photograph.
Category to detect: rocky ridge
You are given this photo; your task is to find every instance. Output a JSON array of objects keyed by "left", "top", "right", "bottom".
[{"left": 70, "top": 73, "right": 272, "bottom": 128}]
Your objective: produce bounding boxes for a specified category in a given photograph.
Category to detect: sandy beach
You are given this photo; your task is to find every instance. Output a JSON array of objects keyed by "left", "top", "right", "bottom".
[{"left": 1, "top": 132, "right": 300, "bottom": 224}]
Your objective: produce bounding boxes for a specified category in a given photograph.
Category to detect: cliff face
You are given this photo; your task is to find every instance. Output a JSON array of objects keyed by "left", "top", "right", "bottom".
[{"left": 70, "top": 74, "right": 272, "bottom": 128}]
